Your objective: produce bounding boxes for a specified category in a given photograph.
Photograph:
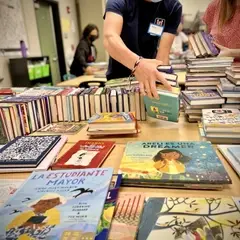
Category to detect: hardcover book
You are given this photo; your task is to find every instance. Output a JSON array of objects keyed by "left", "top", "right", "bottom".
[
  {"left": 108, "top": 192, "right": 145, "bottom": 240},
  {"left": 52, "top": 140, "right": 115, "bottom": 170},
  {"left": 144, "top": 90, "right": 180, "bottom": 122},
  {"left": 119, "top": 141, "right": 231, "bottom": 189},
  {"left": 38, "top": 123, "right": 85, "bottom": 134},
  {"left": 0, "top": 168, "right": 113, "bottom": 240},
  {"left": 218, "top": 145, "right": 240, "bottom": 177},
  {"left": 0, "top": 135, "right": 61, "bottom": 168},
  {"left": 137, "top": 197, "right": 240, "bottom": 240},
  {"left": 96, "top": 174, "right": 122, "bottom": 240},
  {"left": 202, "top": 109, "right": 240, "bottom": 128}
]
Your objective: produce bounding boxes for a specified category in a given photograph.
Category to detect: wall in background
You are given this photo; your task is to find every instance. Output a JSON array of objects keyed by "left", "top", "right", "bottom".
[
  {"left": 0, "top": 0, "right": 80, "bottom": 87},
  {"left": 78, "top": 0, "right": 107, "bottom": 62}
]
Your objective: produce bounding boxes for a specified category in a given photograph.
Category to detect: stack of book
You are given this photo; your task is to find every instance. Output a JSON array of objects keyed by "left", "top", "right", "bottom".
[
  {"left": 87, "top": 112, "right": 138, "bottom": 136},
  {"left": 182, "top": 90, "right": 225, "bottom": 122},
  {"left": 0, "top": 86, "right": 147, "bottom": 141},
  {"left": 185, "top": 57, "right": 234, "bottom": 91},
  {"left": 170, "top": 59, "right": 187, "bottom": 72},
  {"left": 119, "top": 141, "right": 231, "bottom": 190},
  {"left": 189, "top": 31, "right": 219, "bottom": 58},
  {"left": 218, "top": 145, "right": 240, "bottom": 177},
  {"left": 0, "top": 135, "right": 67, "bottom": 173},
  {"left": 201, "top": 108, "right": 240, "bottom": 143},
  {"left": 218, "top": 63, "right": 240, "bottom": 109}
]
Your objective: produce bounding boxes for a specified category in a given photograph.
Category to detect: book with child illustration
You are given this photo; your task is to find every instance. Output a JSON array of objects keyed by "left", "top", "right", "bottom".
[
  {"left": 0, "top": 168, "right": 113, "bottom": 240},
  {"left": 137, "top": 197, "right": 240, "bottom": 240},
  {"left": 119, "top": 141, "right": 231, "bottom": 189}
]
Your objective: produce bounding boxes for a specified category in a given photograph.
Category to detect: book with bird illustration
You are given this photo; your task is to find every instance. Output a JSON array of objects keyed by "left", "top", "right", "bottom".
[
  {"left": 137, "top": 197, "right": 240, "bottom": 240},
  {"left": 52, "top": 140, "right": 115, "bottom": 170},
  {"left": 0, "top": 168, "right": 113, "bottom": 240},
  {"left": 119, "top": 141, "right": 231, "bottom": 189}
]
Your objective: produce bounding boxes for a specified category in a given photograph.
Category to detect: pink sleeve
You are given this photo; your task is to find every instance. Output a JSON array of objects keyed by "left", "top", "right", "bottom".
[{"left": 202, "top": 0, "right": 218, "bottom": 33}]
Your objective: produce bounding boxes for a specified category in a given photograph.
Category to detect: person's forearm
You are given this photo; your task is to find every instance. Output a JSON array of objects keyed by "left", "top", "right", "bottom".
[
  {"left": 156, "top": 51, "right": 170, "bottom": 65},
  {"left": 229, "top": 49, "right": 240, "bottom": 58},
  {"left": 104, "top": 33, "right": 139, "bottom": 70}
]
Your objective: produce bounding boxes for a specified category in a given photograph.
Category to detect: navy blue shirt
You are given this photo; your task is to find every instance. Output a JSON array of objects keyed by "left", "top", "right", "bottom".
[{"left": 105, "top": 0, "right": 182, "bottom": 80}]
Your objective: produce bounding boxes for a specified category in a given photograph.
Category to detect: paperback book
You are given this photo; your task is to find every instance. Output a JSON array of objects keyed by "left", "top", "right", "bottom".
[
  {"left": 108, "top": 192, "right": 145, "bottom": 240},
  {"left": 119, "top": 141, "right": 231, "bottom": 189},
  {"left": 137, "top": 197, "right": 240, "bottom": 240},
  {"left": 38, "top": 123, "right": 85, "bottom": 134},
  {"left": 52, "top": 140, "right": 115, "bottom": 170},
  {"left": 0, "top": 168, "right": 113, "bottom": 239}
]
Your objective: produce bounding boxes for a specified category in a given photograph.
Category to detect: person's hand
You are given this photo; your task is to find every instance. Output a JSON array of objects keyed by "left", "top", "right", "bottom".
[
  {"left": 85, "top": 66, "right": 94, "bottom": 75},
  {"left": 214, "top": 42, "right": 232, "bottom": 57},
  {"left": 134, "top": 58, "right": 172, "bottom": 99}
]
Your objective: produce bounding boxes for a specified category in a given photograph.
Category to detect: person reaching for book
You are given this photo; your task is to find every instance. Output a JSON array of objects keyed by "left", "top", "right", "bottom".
[
  {"left": 203, "top": 0, "right": 240, "bottom": 59},
  {"left": 103, "top": 0, "right": 183, "bottom": 98}
]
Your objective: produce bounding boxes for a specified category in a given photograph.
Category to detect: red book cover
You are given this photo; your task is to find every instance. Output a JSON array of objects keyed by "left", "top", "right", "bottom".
[
  {"left": 0, "top": 88, "right": 14, "bottom": 95},
  {"left": 52, "top": 140, "right": 115, "bottom": 169}
]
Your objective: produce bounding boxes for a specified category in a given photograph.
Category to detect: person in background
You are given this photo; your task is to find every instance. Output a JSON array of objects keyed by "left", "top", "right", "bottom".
[
  {"left": 70, "top": 24, "right": 99, "bottom": 77},
  {"left": 203, "top": 0, "right": 240, "bottom": 58},
  {"left": 103, "top": 0, "right": 182, "bottom": 98},
  {"left": 170, "top": 23, "right": 188, "bottom": 59}
]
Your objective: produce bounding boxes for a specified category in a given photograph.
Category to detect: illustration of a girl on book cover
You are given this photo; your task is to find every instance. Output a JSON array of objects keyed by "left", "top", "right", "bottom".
[
  {"left": 6, "top": 193, "right": 66, "bottom": 239},
  {"left": 153, "top": 149, "right": 191, "bottom": 175}
]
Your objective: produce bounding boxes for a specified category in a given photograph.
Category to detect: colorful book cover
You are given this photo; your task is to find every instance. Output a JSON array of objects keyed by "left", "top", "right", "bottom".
[
  {"left": 96, "top": 174, "right": 122, "bottom": 240},
  {"left": 0, "top": 168, "right": 113, "bottom": 239},
  {"left": 88, "top": 112, "right": 135, "bottom": 124},
  {"left": 144, "top": 91, "right": 179, "bottom": 122},
  {"left": 201, "top": 32, "right": 219, "bottom": 56},
  {"left": 202, "top": 109, "right": 240, "bottom": 127},
  {"left": 228, "top": 147, "right": 240, "bottom": 164},
  {"left": 182, "top": 90, "right": 222, "bottom": 101},
  {"left": 52, "top": 140, "right": 115, "bottom": 170},
  {"left": 0, "top": 135, "right": 61, "bottom": 168},
  {"left": 119, "top": 141, "right": 231, "bottom": 186},
  {"left": 108, "top": 192, "right": 145, "bottom": 240},
  {"left": 0, "top": 179, "right": 25, "bottom": 207},
  {"left": 137, "top": 197, "right": 240, "bottom": 240},
  {"left": 38, "top": 123, "right": 85, "bottom": 134}
]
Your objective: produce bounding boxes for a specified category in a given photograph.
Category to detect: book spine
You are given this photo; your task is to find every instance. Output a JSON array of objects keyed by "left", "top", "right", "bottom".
[{"left": 201, "top": 32, "right": 219, "bottom": 56}]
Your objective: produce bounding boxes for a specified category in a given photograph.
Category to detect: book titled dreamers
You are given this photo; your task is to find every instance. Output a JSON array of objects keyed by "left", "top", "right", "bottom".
[{"left": 0, "top": 168, "right": 113, "bottom": 240}]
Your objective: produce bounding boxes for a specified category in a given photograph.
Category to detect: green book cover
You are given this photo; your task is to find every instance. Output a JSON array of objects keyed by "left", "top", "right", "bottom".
[{"left": 144, "top": 91, "right": 180, "bottom": 122}]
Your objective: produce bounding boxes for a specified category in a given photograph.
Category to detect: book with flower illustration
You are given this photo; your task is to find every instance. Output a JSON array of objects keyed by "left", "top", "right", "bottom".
[
  {"left": 52, "top": 140, "right": 115, "bottom": 170},
  {"left": 119, "top": 141, "right": 231, "bottom": 190},
  {"left": 96, "top": 174, "right": 122, "bottom": 240},
  {"left": 0, "top": 168, "right": 113, "bottom": 240},
  {"left": 108, "top": 192, "right": 145, "bottom": 240},
  {"left": 137, "top": 197, "right": 240, "bottom": 240}
]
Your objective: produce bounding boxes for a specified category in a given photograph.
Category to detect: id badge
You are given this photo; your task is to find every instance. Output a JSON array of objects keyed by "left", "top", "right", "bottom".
[{"left": 148, "top": 23, "right": 164, "bottom": 37}]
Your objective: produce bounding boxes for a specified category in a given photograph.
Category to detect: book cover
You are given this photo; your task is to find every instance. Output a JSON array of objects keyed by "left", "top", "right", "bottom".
[
  {"left": 88, "top": 112, "right": 135, "bottom": 124},
  {"left": 202, "top": 109, "right": 240, "bottom": 127},
  {"left": 182, "top": 90, "right": 222, "bottom": 101},
  {"left": 228, "top": 147, "right": 240, "bottom": 163},
  {"left": 0, "top": 135, "right": 61, "bottom": 168},
  {"left": 0, "top": 168, "right": 113, "bottom": 240},
  {"left": 0, "top": 179, "right": 25, "bottom": 207},
  {"left": 144, "top": 91, "right": 179, "bottom": 122},
  {"left": 137, "top": 197, "right": 240, "bottom": 240},
  {"left": 52, "top": 140, "right": 115, "bottom": 169},
  {"left": 38, "top": 123, "right": 85, "bottom": 134},
  {"left": 106, "top": 78, "right": 138, "bottom": 87},
  {"left": 119, "top": 141, "right": 231, "bottom": 186},
  {"left": 218, "top": 145, "right": 240, "bottom": 178},
  {"left": 96, "top": 174, "right": 122, "bottom": 240},
  {"left": 108, "top": 192, "right": 145, "bottom": 240},
  {"left": 201, "top": 32, "right": 219, "bottom": 56}
]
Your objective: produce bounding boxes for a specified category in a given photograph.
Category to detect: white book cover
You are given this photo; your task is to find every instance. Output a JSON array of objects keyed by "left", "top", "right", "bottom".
[
  {"left": 110, "top": 89, "right": 117, "bottom": 112},
  {"left": 94, "top": 88, "right": 103, "bottom": 114}
]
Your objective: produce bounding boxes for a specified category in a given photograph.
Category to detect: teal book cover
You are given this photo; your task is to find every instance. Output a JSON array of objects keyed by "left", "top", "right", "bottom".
[
  {"left": 144, "top": 92, "right": 179, "bottom": 122},
  {"left": 95, "top": 174, "right": 122, "bottom": 240},
  {"left": 137, "top": 197, "right": 240, "bottom": 240},
  {"left": 0, "top": 168, "right": 113, "bottom": 240},
  {"left": 120, "top": 141, "right": 231, "bottom": 186}
]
